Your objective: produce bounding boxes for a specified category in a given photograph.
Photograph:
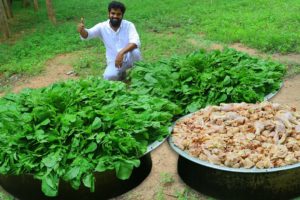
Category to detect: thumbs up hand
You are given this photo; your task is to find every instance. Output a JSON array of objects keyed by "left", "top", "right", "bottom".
[
  {"left": 77, "top": 17, "right": 85, "bottom": 33},
  {"left": 77, "top": 17, "right": 88, "bottom": 38}
]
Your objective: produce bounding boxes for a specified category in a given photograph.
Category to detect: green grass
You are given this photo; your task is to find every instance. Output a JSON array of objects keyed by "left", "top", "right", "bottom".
[
  {"left": 0, "top": 0, "right": 300, "bottom": 77},
  {"left": 72, "top": 47, "right": 106, "bottom": 77},
  {"left": 174, "top": 188, "right": 204, "bottom": 200},
  {"left": 159, "top": 172, "right": 175, "bottom": 185},
  {"left": 0, "top": 191, "right": 14, "bottom": 200},
  {"left": 286, "top": 64, "right": 300, "bottom": 78}
]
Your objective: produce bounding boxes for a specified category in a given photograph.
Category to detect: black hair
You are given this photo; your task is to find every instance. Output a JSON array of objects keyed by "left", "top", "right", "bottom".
[{"left": 108, "top": 1, "right": 126, "bottom": 14}]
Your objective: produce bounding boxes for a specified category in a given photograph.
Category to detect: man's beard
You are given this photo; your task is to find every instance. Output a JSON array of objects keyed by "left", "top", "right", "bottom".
[{"left": 110, "top": 18, "right": 122, "bottom": 27}]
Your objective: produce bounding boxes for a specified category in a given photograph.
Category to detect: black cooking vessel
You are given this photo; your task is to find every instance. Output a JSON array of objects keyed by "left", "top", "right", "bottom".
[{"left": 0, "top": 153, "right": 152, "bottom": 200}]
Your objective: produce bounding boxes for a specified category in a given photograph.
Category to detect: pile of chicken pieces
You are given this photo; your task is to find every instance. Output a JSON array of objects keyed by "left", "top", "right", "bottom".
[{"left": 172, "top": 102, "right": 300, "bottom": 169}]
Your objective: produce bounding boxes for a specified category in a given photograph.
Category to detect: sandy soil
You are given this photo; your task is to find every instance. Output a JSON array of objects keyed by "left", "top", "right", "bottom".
[
  {"left": 12, "top": 53, "right": 78, "bottom": 94},
  {"left": 0, "top": 45, "right": 299, "bottom": 200}
]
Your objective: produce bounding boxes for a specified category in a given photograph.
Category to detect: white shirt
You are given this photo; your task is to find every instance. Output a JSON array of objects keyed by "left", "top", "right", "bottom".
[{"left": 82, "top": 19, "right": 141, "bottom": 65}]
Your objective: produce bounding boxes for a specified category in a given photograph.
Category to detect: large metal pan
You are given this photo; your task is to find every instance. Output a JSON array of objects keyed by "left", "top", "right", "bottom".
[
  {"left": 169, "top": 136, "right": 300, "bottom": 200},
  {"left": 168, "top": 89, "right": 300, "bottom": 200},
  {"left": 0, "top": 153, "right": 151, "bottom": 200},
  {"left": 264, "top": 82, "right": 283, "bottom": 101},
  {"left": 0, "top": 137, "right": 167, "bottom": 200}
]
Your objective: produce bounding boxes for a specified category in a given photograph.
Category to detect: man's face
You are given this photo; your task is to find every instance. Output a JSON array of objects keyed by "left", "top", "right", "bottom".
[{"left": 109, "top": 8, "right": 123, "bottom": 27}]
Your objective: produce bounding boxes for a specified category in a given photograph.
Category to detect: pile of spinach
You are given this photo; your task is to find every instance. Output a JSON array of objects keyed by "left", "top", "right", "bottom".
[
  {"left": 0, "top": 77, "right": 180, "bottom": 196},
  {"left": 129, "top": 48, "right": 286, "bottom": 113}
]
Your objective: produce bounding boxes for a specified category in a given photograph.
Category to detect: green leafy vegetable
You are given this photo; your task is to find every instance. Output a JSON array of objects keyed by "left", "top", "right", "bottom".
[
  {"left": 0, "top": 77, "right": 180, "bottom": 196},
  {"left": 129, "top": 48, "right": 286, "bottom": 113}
]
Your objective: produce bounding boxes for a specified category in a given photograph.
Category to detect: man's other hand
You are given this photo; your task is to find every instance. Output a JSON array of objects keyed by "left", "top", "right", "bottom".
[{"left": 115, "top": 52, "right": 124, "bottom": 68}]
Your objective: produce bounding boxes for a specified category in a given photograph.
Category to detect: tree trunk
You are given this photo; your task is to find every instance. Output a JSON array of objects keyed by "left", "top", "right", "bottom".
[
  {"left": 45, "top": 0, "right": 56, "bottom": 24},
  {"left": 3, "top": 0, "right": 12, "bottom": 18},
  {"left": 0, "top": 0, "right": 10, "bottom": 38},
  {"left": 33, "top": 0, "right": 38, "bottom": 12},
  {"left": 23, "top": 0, "right": 30, "bottom": 7}
]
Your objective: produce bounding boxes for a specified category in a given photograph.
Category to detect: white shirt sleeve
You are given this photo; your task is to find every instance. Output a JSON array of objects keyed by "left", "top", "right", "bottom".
[
  {"left": 128, "top": 23, "right": 141, "bottom": 48},
  {"left": 80, "top": 23, "right": 102, "bottom": 40}
]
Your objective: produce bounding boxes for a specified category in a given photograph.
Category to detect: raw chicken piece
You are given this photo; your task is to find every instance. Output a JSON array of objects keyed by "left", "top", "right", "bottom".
[
  {"left": 204, "top": 125, "right": 226, "bottom": 135},
  {"left": 226, "top": 127, "right": 240, "bottom": 135},
  {"left": 260, "top": 101, "right": 275, "bottom": 112},
  {"left": 226, "top": 112, "right": 243, "bottom": 120},
  {"left": 198, "top": 153, "right": 208, "bottom": 161},
  {"left": 210, "top": 112, "right": 226, "bottom": 122},
  {"left": 272, "top": 120, "right": 288, "bottom": 144},
  {"left": 272, "top": 103, "right": 284, "bottom": 111},
  {"left": 232, "top": 163, "right": 241, "bottom": 168},
  {"left": 242, "top": 158, "right": 255, "bottom": 168},
  {"left": 189, "top": 149, "right": 201, "bottom": 157},
  {"left": 256, "top": 157, "right": 273, "bottom": 169},
  {"left": 286, "top": 137, "right": 299, "bottom": 151},
  {"left": 295, "top": 125, "right": 300, "bottom": 133},
  {"left": 278, "top": 132, "right": 288, "bottom": 144},
  {"left": 196, "top": 117, "right": 205, "bottom": 126},
  {"left": 232, "top": 116, "right": 248, "bottom": 125},
  {"left": 207, "top": 154, "right": 222, "bottom": 165},
  {"left": 275, "top": 120, "right": 286, "bottom": 134},
  {"left": 294, "top": 112, "right": 300, "bottom": 119},
  {"left": 274, "top": 159, "right": 285, "bottom": 167},
  {"left": 246, "top": 133, "right": 255, "bottom": 140},
  {"left": 249, "top": 112, "right": 259, "bottom": 120},
  {"left": 248, "top": 153, "right": 262, "bottom": 163},
  {"left": 237, "top": 149, "right": 251, "bottom": 158},
  {"left": 210, "top": 111, "right": 243, "bottom": 122},
  {"left": 294, "top": 151, "right": 300, "bottom": 158},
  {"left": 285, "top": 152, "right": 298, "bottom": 165},
  {"left": 270, "top": 145, "right": 288, "bottom": 159},
  {"left": 219, "top": 103, "right": 236, "bottom": 112},
  {"left": 254, "top": 121, "right": 265, "bottom": 135},
  {"left": 224, "top": 152, "right": 240, "bottom": 167},
  {"left": 219, "top": 102, "right": 248, "bottom": 112},
  {"left": 276, "top": 111, "right": 299, "bottom": 128}
]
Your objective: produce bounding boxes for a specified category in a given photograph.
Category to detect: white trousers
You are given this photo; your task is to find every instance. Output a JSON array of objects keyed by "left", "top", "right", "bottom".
[{"left": 103, "top": 48, "right": 141, "bottom": 81}]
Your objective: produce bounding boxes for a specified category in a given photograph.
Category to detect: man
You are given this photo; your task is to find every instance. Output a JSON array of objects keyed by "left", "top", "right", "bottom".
[{"left": 77, "top": 1, "right": 141, "bottom": 80}]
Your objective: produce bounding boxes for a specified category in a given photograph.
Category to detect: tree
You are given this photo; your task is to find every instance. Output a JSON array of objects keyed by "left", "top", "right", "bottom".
[
  {"left": 0, "top": 0, "right": 10, "bottom": 38},
  {"left": 33, "top": 0, "right": 38, "bottom": 12},
  {"left": 23, "top": 0, "right": 30, "bottom": 7},
  {"left": 46, "top": 0, "right": 56, "bottom": 24},
  {"left": 2, "top": 0, "right": 12, "bottom": 18}
]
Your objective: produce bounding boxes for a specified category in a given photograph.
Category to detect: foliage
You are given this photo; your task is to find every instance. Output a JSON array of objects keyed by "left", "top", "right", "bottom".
[
  {"left": 129, "top": 48, "right": 286, "bottom": 114},
  {"left": 286, "top": 64, "right": 300, "bottom": 78},
  {"left": 72, "top": 48, "right": 105, "bottom": 77},
  {"left": 159, "top": 172, "right": 174, "bottom": 185},
  {"left": 0, "top": 192, "right": 14, "bottom": 200},
  {"left": 175, "top": 188, "right": 202, "bottom": 200},
  {"left": 0, "top": 77, "right": 180, "bottom": 196}
]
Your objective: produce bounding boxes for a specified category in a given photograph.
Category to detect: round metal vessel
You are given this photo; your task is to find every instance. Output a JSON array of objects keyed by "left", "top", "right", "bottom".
[
  {"left": 0, "top": 152, "right": 155, "bottom": 200},
  {"left": 263, "top": 82, "right": 283, "bottom": 101},
  {"left": 0, "top": 137, "right": 167, "bottom": 200},
  {"left": 0, "top": 154, "right": 151, "bottom": 200},
  {"left": 169, "top": 137, "right": 300, "bottom": 200}
]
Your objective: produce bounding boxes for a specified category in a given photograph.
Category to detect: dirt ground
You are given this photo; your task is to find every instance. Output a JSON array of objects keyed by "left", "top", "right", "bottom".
[{"left": 0, "top": 44, "right": 300, "bottom": 200}]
